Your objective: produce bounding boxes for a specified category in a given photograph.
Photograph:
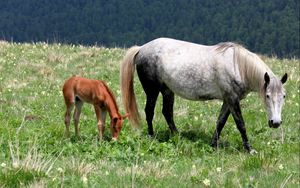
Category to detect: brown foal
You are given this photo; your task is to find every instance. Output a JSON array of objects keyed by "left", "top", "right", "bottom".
[{"left": 62, "top": 76, "right": 128, "bottom": 140}]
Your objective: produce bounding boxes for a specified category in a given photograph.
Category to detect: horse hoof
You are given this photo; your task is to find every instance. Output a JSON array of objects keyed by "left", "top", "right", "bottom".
[
  {"left": 211, "top": 143, "right": 217, "bottom": 148},
  {"left": 147, "top": 134, "right": 154, "bottom": 139},
  {"left": 249, "top": 149, "right": 258, "bottom": 155},
  {"left": 210, "top": 140, "right": 219, "bottom": 148}
]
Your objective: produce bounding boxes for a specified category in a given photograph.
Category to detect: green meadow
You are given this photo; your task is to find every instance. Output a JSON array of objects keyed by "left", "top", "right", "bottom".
[{"left": 0, "top": 41, "right": 299, "bottom": 187}]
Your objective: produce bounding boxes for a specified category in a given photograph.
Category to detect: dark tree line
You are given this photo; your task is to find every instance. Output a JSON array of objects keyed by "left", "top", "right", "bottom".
[{"left": 0, "top": 0, "right": 298, "bottom": 57}]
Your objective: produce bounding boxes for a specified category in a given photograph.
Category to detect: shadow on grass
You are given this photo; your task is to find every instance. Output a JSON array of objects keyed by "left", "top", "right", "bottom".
[
  {"left": 153, "top": 128, "right": 211, "bottom": 143},
  {"left": 151, "top": 128, "right": 235, "bottom": 151}
]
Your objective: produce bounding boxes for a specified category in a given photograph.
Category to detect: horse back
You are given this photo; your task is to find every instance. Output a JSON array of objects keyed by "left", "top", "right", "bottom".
[
  {"left": 63, "top": 76, "right": 105, "bottom": 104},
  {"left": 135, "top": 38, "right": 245, "bottom": 100}
]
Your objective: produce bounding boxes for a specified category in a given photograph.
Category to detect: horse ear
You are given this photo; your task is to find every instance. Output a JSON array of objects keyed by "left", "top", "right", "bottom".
[
  {"left": 264, "top": 72, "right": 270, "bottom": 85},
  {"left": 281, "top": 73, "right": 288, "bottom": 84}
]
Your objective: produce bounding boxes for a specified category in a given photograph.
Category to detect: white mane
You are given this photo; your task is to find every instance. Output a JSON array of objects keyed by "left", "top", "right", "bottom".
[{"left": 216, "top": 42, "right": 273, "bottom": 94}]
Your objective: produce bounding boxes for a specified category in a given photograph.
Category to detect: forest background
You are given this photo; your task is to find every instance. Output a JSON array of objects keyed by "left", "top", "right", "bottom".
[{"left": 0, "top": 0, "right": 299, "bottom": 58}]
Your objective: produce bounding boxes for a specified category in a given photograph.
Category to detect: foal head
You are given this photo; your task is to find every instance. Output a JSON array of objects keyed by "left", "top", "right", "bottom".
[
  {"left": 263, "top": 72, "right": 288, "bottom": 128},
  {"left": 110, "top": 114, "right": 129, "bottom": 141}
]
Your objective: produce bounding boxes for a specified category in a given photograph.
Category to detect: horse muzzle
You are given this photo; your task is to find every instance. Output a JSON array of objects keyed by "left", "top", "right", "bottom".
[{"left": 268, "top": 120, "right": 282, "bottom": 128}]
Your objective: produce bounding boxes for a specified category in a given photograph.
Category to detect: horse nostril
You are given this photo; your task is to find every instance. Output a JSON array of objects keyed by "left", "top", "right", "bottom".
[{"left": 270, "top": 120, "right": 274, "bottom": 124}]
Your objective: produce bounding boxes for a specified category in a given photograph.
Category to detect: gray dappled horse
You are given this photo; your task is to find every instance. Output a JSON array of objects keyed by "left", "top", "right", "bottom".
[{"left": 120, "top": 38, "right": 287, "bottom": 153}]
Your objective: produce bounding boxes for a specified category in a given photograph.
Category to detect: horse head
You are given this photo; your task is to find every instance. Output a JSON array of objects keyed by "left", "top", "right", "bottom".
[
  {"left": 111, "top": 113, "right": 129, "bottom": 141},
  {"left": 263, "top": 72, "right": 288, "bottom": 128}
]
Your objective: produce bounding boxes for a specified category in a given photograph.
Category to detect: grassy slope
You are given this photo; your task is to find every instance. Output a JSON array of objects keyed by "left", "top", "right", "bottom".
[{"left": 0, "top": 41, "right": 299, "bottom": 187}]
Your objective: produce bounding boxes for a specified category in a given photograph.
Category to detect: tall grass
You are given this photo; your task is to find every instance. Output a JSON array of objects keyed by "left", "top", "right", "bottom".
[{"left": 0, "top": 41, "right": 299, "bottom": 187}]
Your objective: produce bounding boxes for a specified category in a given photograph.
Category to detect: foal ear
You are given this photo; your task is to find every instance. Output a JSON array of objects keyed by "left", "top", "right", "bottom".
[
  {"left": 113, "top": 117, "right": 118, "bottom": 124},
  {"left": 281, "top": 73, "right": 288, "bottom": 84},
  {"left": 122, "top": 113, "right": 130, "bottom": 120},
  {"left": 264, "top": 72, "right": 270, "bottom": 85}
]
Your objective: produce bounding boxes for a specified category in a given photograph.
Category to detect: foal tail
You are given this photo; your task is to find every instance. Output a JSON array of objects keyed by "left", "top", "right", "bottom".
[{"left": 120, "top": 46, "right": 141, "bottom": 128}]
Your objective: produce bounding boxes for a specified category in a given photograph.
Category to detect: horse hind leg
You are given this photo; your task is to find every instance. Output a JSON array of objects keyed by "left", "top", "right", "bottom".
[
  {"left": 136, "top": 62, "right": 160, "bottom": 136},
  {"left": 64, "top": 95, "right": 75, "bottom": 138},
  {"left": 145, "top": 90, "right": 160, "bottom": 136},
  {"left": 161, "top": 85, "right": 178, "bottom": 133},
  {"left": 73, "top": 97, "right": 83, "bottom": 137}
]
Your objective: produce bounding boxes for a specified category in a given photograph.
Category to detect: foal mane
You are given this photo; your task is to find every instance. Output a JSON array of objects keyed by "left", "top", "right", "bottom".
[
  {"left": 101, "top": 81, "right": 119, "bottom": 112},
  {"left": 215, "top": 42, "right": 272, "bottom": 94}
]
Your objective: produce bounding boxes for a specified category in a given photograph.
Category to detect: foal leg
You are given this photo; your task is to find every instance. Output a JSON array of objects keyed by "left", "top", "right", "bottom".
[
  {"left": 73, "top": 99, "right": 83, "bottom": 137},
  {"left": 64, "top": 103, "right": 74, "bottom": 137},
  {"left": 228, "top": 100, "right": 256, "bottom": 153},
  {"left": 63, "top": 91, "right": 75, "bottom": 137},
  {"left": 211, "top": 102, "right": 230, "bottom": 147},
  {"left": 94, "top": 105, "right": 105, "bottom": 140},
  {"left": 161, "top": 86, "right": 178, "bottom": 133},
  {"left": 145, "top": 90, "right": 160, "bottom": 136},
  {"left": 101, "top": 110, "right": 107, "bottom": 138}
]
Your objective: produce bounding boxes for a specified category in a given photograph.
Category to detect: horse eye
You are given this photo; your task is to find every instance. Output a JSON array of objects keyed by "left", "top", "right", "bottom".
[
  {"left": 266, "top": 95, "right": 270, "bottom": 99},
  {"left": 283, "top": 95, "right": 286, "bottom": 98}
]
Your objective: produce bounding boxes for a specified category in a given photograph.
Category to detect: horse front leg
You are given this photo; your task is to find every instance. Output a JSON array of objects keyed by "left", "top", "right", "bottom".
[
  {"left": 101, "top": 111, "right": 108, "bottom": 139},
  {"left": 94, "top": 105, "right": 105, "bottom": 140},
  {"left": 211, "top": 102, "right": 230, "bottom": 147},
  {"left": 228, "top": 100, "right": 256, "bottom": 154}
]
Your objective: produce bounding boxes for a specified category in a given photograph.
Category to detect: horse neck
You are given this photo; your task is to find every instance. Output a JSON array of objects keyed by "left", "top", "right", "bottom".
[
  {"left": 102, "top": 86, "right": 121, "bottom": 119},
  {"left": 248, "top": 67, "right": 271, "bottom": 93},
  {"left": 236, "top": 49, "right": 274, "bottom": 94}
]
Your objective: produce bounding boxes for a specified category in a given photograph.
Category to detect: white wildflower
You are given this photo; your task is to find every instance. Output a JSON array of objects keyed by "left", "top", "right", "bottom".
[
  {"left": 12, "top": 162, "right": 19, "bottom": 168},
  {"left": 81, "top": 176, "right": 88, "bottom": 183},
  {"left": 203, "top": 178, "right": 210, "bottom": 186},
  {"left": 57, "top": 167, "right": 64, "bottom": 173}
]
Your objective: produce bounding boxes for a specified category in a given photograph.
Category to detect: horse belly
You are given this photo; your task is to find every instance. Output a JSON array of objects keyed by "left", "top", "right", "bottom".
[
  {"left": 161, "top": 66, "right": 223, "bottom": 101},
  {"left": 167, "top": 79, "right": 222, "bottom": 100}
]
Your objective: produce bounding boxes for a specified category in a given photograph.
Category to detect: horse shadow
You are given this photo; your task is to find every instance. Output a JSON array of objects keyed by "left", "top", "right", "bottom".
[
  {"left": 153, "top": 128, "right": 210, "bottom": 143},
  {"left": 153, "top": 128, "right": 232, "bottom": 149}
]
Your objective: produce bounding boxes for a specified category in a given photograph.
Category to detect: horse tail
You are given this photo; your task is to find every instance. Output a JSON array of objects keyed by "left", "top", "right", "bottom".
[{"left": 120, "top": 46, "right": 141, "bottom": 128}]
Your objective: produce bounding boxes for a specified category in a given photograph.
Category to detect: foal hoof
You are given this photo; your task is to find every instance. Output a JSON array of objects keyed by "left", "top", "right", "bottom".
[{"left": 249, "top": 149, "right": 258, "bottom": 155}]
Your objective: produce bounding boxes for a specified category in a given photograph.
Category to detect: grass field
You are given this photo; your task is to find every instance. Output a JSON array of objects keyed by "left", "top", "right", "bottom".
[{"left": 0, "top": 41, "right": 299, "bottom": 187}]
